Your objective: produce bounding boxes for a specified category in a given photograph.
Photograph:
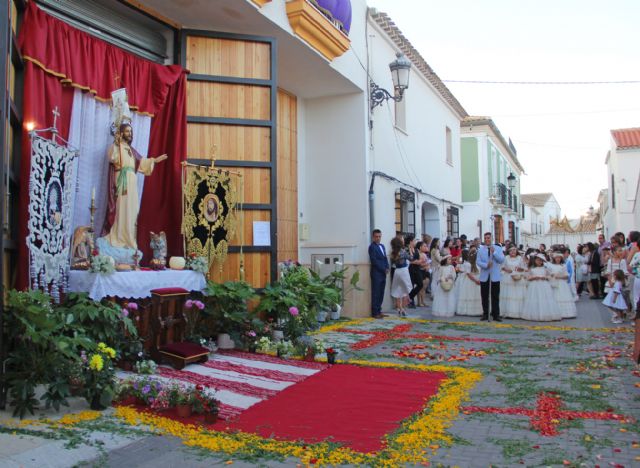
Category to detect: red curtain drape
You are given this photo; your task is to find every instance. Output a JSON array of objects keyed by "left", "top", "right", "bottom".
[
  {"left": 16, "top": 3, "right": 187, "bottom": 289},
  {"left": 18, "top": 2, "right": 182, "bottom": 115},
  {"left": 138, "top": 75, "right": 187, "bottom": 263}
]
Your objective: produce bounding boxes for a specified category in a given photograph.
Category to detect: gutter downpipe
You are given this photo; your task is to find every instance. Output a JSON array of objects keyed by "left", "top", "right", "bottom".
[{"left": 369, "top": 172, "right": 376, "bottom": 234}]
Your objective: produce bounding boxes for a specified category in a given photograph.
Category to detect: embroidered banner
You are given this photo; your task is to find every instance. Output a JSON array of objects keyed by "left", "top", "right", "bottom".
[{"left": 27, "top": 134, "right": 78, "bottom": 301}]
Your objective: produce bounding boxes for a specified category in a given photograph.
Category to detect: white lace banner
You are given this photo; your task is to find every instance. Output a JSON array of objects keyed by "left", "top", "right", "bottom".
[{"left": 27, "top": 134, "right": 78, "bottom": 301}]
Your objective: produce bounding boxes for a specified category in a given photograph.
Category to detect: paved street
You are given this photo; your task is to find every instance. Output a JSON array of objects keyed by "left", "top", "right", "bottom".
[{"left": 1, "top": 295, "right": 638, "bottom": 468}]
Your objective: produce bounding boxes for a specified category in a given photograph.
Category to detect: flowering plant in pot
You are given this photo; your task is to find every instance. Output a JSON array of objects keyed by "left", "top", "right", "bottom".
[
  {"left": 302, "top": 339, "right": 325, "bottom": 361},
  {"left": 183, "top": 299, "right": 205, "bottom": 343},
  {"left": 203, "top": 396, "right": 220, "bottom": 424},
  {"left": 82, "top": 342, "right": 117, "bottom": 410},
  {"left": 325, "top": 347, "right": 339, "bottom": 364},
  {"left": 134, "top": 359, "right": 158, "bottom": 375},
  {"left": 129, "top": 376, "right": 163, "bottom": 406}
]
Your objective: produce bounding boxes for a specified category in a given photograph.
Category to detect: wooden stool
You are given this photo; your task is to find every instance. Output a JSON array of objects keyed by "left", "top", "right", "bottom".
[{"left": 149, "top": 287, "right": 209, "bottom": 370}]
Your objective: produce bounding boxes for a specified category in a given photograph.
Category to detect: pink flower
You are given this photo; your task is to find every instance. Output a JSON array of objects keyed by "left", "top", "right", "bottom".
[
  {"left": 289, "top": 307, "right": 299, "bottom": 316},
  {"left": 127, "top": 302, "right": 139, "bottom": 311},
  {"left": 247, "top": 330, "right": 257, "bottom": 337},
  {"left": 194, "top": 300, "right": 205, "bottom": 310},
  {"left": 121, "top": 308, "right": 129, "bottom": 318},
  {"left": 185, "top": 299, "right": 194, "bottom": 308}
]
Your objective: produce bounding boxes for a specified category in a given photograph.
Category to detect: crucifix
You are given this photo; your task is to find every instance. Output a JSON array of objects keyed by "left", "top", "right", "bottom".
[
  {"left": 51, "top": 106, "right": 60, "bottom": 132},
  {"left": 113, "top": 72, "right": 121, "bottom": 90}
]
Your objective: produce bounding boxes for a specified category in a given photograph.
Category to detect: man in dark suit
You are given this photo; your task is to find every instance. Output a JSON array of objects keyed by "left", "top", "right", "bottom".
[{"left": 368, "top": 229, "right": 389, "bottom": 319}]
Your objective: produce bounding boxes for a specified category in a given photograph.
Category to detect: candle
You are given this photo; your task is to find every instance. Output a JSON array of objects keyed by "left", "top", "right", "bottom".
[{"left": 91, "top": 187, "right": 95, "bottom": 202}]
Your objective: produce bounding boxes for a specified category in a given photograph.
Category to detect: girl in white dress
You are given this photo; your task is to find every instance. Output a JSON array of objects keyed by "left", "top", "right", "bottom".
[
  {"left": 500, "top": 246, "right": 527, "bottom": 319},
  {"left": 430, "top": 238, "right": 442, "bottom": 302},
  {"left": 602, "top": 269, "right": 628, "bottom": 324},
  {"left": 522, "top": 254, "right": 562, "bottom": 321},
  {"left": 455, "top": 248, "right": 482, "bottom": 316},
  {"left": 548, "top": 252, "right": 577, "bottom": 319},
  {"left": 432, "top": 255, "right": 456, "bottom": 317}
]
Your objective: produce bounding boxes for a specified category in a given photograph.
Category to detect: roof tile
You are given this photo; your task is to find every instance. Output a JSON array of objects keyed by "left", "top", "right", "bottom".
[{"left": 611, "top": 127, "right": 640, "bottom": 149}]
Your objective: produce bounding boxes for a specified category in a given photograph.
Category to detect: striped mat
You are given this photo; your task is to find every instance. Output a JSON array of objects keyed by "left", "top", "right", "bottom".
[{"left": 119, "top": 351, "right": 328, "bottom": 421}]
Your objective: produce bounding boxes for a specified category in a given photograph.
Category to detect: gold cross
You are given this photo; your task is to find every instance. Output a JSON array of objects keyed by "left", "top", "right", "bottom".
[{"left": 113, "top": 72, "right": 121, "bottom": 89}]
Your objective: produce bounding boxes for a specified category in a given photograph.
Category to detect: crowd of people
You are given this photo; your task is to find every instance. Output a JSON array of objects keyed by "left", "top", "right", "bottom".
[{"left": 369, "top": 229, "right": 640, "bottom": 324}]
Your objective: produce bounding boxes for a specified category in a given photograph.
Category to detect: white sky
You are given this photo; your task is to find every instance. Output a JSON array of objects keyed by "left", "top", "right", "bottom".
[{"left": 367, "top": 0, "right": 640, "bottom": 218}]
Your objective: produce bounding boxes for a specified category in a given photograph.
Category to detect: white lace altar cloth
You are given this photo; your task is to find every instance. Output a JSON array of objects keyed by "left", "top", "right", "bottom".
[{"left": 68, "top": 270, "right": 206, "bottom": 300}]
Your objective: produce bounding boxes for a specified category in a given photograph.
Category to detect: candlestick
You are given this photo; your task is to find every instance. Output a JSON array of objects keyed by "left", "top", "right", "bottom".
[{"left": 91, "top": 187, "right": 95, "bottom": 202}]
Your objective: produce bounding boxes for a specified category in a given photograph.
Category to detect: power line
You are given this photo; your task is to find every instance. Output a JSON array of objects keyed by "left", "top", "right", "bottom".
[{"left": 443, "top": 79, "right": 640, "bottom": 85}]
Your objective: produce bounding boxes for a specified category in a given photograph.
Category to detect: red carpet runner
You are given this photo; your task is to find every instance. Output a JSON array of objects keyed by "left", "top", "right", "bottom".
[{"left": 227, "top": 364, "right": 447, "bottom": 453}]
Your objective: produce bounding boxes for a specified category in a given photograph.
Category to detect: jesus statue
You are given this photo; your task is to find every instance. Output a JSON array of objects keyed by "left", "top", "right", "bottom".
[{"left": 99, "top": 122, "right": 167, "bottom": 260}]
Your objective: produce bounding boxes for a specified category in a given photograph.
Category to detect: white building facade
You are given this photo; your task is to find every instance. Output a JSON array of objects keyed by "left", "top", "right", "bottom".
[
  {"left": 460, "top": 117, "right": 525, "bottom": 244},
  {"left": 603, "top": 128, "right": 640, "bottom": 237}
]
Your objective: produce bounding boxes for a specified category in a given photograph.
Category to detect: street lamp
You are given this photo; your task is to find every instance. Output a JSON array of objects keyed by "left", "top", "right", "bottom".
[
  {"left": 507, "top": 172, "right": 517, "bottom": 189},
  {"left": 370, "top": 52, "right": 411, "bottom": 111}
]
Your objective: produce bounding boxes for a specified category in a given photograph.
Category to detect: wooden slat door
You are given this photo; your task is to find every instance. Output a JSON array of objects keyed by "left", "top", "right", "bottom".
[{"left": 182, "top": 31, "right": 277, "bottom": 288}]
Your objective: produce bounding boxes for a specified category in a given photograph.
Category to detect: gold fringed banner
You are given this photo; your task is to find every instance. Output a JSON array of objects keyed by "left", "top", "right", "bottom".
[{"left": 181, "top": 163, "right": 239, "bottom": 275}]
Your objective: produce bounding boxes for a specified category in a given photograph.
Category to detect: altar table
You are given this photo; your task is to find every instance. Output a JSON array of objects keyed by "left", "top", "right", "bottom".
[{"left": 68, "top": 270, "right": 207, "bottom": 300}]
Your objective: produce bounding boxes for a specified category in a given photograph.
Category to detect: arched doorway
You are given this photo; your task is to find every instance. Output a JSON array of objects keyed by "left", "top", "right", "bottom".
[{"left": 422, "top": 202, "right": 440, "bottom": 238}]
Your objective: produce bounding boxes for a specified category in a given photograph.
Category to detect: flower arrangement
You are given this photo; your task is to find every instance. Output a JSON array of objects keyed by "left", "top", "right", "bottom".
[
  {"left": 82, "top": 342, "right": 117, "bottom": 410},
  {"left": 134, "top": 359, "right": 157, "bottom": 375},
  {"left": 90, "top": 254, "right": 115, "bottom": 274},
  {"left": 184, "top": 299, "right": 205, "bottom": 341},
  {"left": 186, "top": 254, "right": 209, "bottom": 274}
]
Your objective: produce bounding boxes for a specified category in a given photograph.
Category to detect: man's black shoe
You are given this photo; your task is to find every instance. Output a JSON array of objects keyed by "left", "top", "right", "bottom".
[
  {"left": 480, "top": 316, "right": 489, "bottom": 321},
  {"left": 408, "top": 302, "right": 416, "bottom": 309},
  {"left": 493, "top": 317, "right": 503, "bottom": 322}
]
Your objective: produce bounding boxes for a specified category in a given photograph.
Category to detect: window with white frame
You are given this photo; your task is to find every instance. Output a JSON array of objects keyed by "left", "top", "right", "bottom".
[
  {"left": 446, "top": 207, "right": 459, "bottom": 237},
  {"left": 395, "top": 189, "right": 415, "bottom": 236}
]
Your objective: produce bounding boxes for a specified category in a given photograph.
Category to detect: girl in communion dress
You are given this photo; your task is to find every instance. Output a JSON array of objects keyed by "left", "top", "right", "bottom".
[{"left": 521, "top": 253, "right": 562, "bottom": 322}]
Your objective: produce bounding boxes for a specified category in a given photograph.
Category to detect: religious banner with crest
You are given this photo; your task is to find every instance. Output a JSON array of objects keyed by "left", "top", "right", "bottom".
[
  {"left": 27, "top": 126, "right": 79, "bottom": 302},
  {"left": 181, "top": 163, "right": 239, "bottom": 274}
]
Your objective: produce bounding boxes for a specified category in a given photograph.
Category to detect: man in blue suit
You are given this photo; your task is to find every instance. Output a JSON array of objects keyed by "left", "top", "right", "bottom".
[
  {"left": 368, "top": 229, "right": 389, "bottom": 319},
  {"left": 476, "top": 232, "right": 505, "bottom": 322}
]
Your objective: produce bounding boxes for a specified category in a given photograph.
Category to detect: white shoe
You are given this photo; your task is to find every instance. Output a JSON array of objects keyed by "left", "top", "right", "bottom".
[{"left": 612, "top": 317, "right": 623, "bottom": 324}]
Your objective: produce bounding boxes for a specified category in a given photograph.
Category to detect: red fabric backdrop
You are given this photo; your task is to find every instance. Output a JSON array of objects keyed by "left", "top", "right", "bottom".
[{"left": 16, "top": 3, "right": 186, "bottom": 289}]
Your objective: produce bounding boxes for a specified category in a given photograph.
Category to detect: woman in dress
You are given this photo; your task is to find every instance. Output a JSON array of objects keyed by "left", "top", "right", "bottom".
[
  {"left": 417, "top": 241, "right": 431, "bottom": 307},
  {"left": 432, "top": 255, "right": 457, "bottom": 317},
  {"left": 455, "top": 248, "right": 482, "bottom": 316},
  {"left": 500, "top": 246, "right": 527, "bottom": 319},
  {"left": 389, "top": 236, "right": 412, "bottom": 317},
  {"left": 407, "top": 235, "right": 424, "bottom": 309},
  {"left": 548, "top": 252, "right": 577, "bottom": 319},
  {"left": 574, "top": 244, "right": 589, "bottom": 296},
  {"left": 522, "top": 254, "right": 562, "bottom": 321},
  {"left": 430, "top": 238, "right": 442, "bottom": 300}
]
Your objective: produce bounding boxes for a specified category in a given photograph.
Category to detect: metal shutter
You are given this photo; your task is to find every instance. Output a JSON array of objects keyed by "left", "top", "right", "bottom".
[{"left": 36, "top": 0, "right": 168, "bottom": 63}]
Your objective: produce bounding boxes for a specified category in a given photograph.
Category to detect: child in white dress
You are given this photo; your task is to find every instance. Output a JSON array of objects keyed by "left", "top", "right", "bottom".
[
  {"left": 548, "top": 252, "right": 577, "bottom": 319},
  {"left": 455, "top": 248, "right": 482, "bottom": 316},
  {"left": 432, "top": 255, "right": 457, "bottom": 317},
  {"left": 500, "top": 246, "right": 527, "bottom": 319},
  {"left": 522, "top": 253, "right": 562, "bottom": 321},
  {"left": 602, "top": 269, "right": 628, "bottom": 324}
]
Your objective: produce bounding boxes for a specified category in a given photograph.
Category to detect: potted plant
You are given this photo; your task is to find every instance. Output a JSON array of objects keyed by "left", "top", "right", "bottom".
[
  {"left": 129, "top": 376, "right": 163, "bottom": 406},
  {"left": 82, "top": 342, "right": 117, "bottom": 410},
  {"left": 183, "top": 299, "right": 206, "bottom": 343},
  {"left": 315, "top": 266, "right": 361, "bottom": 320},
  {"left": 275, "top": 340, "right": 294, "bottom": 359},
  {"left": 325, "top": 347, "right": 339, "bottom": 365},
  {"left": 134, "top": 359, "right": 158, "bottom": 375},
  {"left": 302, "top": 339, "right": 325, "bottom": 362},
  {"left": 203, "top": 398, "right": 220, "bottom": 424},
  {"left": 203, "top": 281, "right": 256, "bottom": 349},
  {"left": 175, "top": 385, "right": 195, "bottom": 418}
]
